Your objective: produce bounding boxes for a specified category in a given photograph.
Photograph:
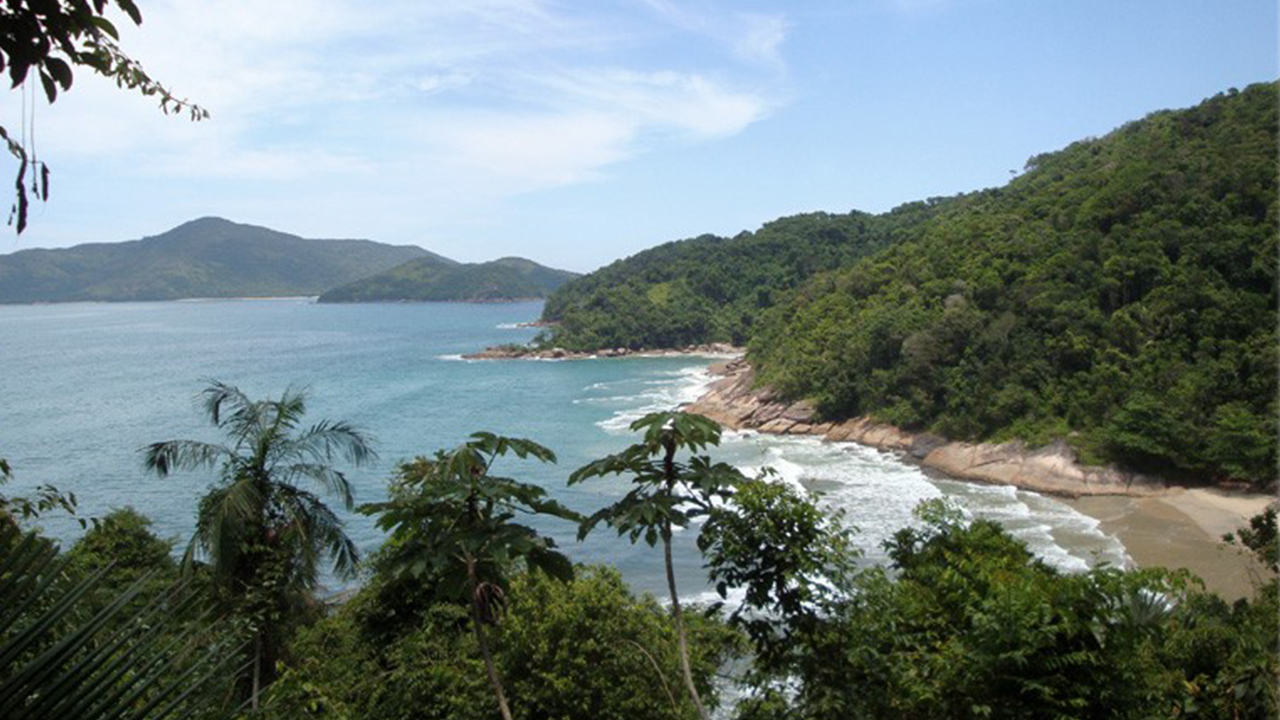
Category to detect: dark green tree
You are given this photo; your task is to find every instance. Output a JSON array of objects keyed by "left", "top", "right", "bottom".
[
  {"left": 143, "top": 380, "right": 375, "bottom": 707},
  {"left": 362, "top": 432, "right": 580, "bottom": 720},
  {"left": 700, "top": 478, "right": 858, "bottom": 672},
  {"left": 261, "top": 566, "right": 737, "bottom": 720},
  {"left": 571, "top": 411, "right": 746, "bottom": 720}
]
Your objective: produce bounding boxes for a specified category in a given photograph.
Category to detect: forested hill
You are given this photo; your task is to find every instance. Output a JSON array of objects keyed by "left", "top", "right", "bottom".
[
  {"left": 318, "top": 256, "right": 578, "bottom": 303},
  {"left": 751, "top": 82, "right": 1277, "bottom": 486},
  {"left": 540, "top": 206, "right": 944, "bottom": 349},
  {"left": 0, "top": 217, "right": 433, "bottom": 302}
]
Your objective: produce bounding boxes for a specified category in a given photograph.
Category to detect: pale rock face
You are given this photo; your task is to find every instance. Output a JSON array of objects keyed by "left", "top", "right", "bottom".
[{"left": 682, "top": 357, "right": 1168, "bottom": 498}]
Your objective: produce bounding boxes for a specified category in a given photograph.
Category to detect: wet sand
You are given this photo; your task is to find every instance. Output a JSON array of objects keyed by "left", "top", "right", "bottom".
[{"left": 1063, "top": 488, "right": 1276, "bottom": 602}]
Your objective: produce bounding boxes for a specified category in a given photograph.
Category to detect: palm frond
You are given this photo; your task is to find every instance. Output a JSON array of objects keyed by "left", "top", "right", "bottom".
[
  {"left": 282, "top": 463, "right": 355, "bottom": 511},
  {"left": 200, "top": 381, "right": 255, "bottom": 430},
  {"left": 189, "top": 479, "right": 263, "bottom": 578},
  {"left": 0, "top": 523, "right": 238, "bottom": 720},
  {"left": 274, "top": 485, "right": 359, "bottom": 581},
  {"left": 142, "top": 441, "right": 230, "bottom": 477},
  {"left": 280, "top": 420, "right": 377, "bottom": 469}
]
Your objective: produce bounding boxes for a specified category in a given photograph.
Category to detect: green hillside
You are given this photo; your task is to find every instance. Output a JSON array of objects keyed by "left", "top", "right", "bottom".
[
  {"left": 0, "top": 217, "right": 433, "bottom": 302},
  {"left": 751, "top": 82, "right": 1278, "bottom": 485},
  {"left": 318, "top": 256, "right": 578, "bottom": 303},
  {"left": 537, "top": 82, "right": 1277, "bottom": 486},
  {"left": 539, "top": 206, "right": 943, "bottom": 349}
]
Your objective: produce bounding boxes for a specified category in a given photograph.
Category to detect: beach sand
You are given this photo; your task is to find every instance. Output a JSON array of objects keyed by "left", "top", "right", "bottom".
[{"left": 1063, "top": 488, "right": 1276, "bottom": 602}]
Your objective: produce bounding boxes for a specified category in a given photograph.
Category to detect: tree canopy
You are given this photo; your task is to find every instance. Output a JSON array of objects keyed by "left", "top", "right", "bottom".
[
  {"left": 540, "top": 82, "right": 1279, "bottom": 486},
  {"left": 751, "top": 82, "right": 1278, "bottom": 485}
]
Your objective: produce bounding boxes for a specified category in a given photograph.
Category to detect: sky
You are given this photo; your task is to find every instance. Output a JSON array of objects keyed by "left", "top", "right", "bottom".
[{"left": 1, "top": 0, "right": 1276, "bottom": 272}]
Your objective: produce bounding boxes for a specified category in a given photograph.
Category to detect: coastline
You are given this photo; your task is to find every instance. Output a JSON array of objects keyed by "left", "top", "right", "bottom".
[
  {"left": 682, "top": 356, "right": 1275, "bottom": 599},
  {"left": 462, "top": 342, "right": 744, "bottom": 361},
  {"left": 1062, "top": 491, "right": 1273, "bottom": 602}
]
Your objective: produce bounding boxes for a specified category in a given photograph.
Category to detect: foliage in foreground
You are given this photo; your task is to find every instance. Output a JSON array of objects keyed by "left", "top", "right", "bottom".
[
  {"left": 1, "top": 0, "right": 207, "bottom": 234},
  {"left": 144, "top": 381, "right": 375, "bottom": 704},
  {"left": 261, "top": 566, "right": 738, "bottom": 720},
  {"left": 737, "top": 500, "right": 1280, "bottom": 720},
  {"left": 572, "top": 411, "right": 749, "bottom": 720},
  {"left": 361, "top": 434, "right": 581, "bottom": 720},
  {"left": 8, "top": 406, "right": 1278, "bottom": 720},
  {"left": 0, "top": 503, "right": 237, "bottom": 720}
]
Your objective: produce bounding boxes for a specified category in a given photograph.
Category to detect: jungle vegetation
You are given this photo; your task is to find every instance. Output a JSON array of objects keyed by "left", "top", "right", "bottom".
[
  {"left": 3, "top": 408, "right": 1277, "bottom": 719},
  {"left": 542, "top": 82, "right": 1279, "bottom": 486}
]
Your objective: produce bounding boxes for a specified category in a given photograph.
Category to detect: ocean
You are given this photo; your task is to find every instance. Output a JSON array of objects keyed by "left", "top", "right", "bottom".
[{"left": 0, "top": 298, "right": 1128, "bottom": 600}]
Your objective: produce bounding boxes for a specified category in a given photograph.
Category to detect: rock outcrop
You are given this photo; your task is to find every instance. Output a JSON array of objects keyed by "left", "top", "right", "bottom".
[
  {"left": 683, "top": 358, "right": 1168, "bottom": 498},
  {"left": 462, "top": 343, "right": 742, "bottom": 361}
]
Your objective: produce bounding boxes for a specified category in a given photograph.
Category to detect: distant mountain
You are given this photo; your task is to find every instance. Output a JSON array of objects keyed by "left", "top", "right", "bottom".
[
  {"left": 318, "top": 256, "right": 579, "bottom": 303},
  {"left": 0, "top": 217, "right": 435, "bottom": 303}
]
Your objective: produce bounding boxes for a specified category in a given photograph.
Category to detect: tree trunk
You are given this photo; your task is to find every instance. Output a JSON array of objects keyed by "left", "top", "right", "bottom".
[
  {"left": 469, "top": 558, "right": 514, "bottom": 720},
  {"left": 659, "top": 434, "right": 711, "bottom": 720},
  {"left": 473, "top": 603, "right": 513, "bottom": 720},
  {"left": 251, "top": 633, "right": 261, "bottom": 711},
  {"left": 664, "top": 527, "right": 710, "bottom": 720}
]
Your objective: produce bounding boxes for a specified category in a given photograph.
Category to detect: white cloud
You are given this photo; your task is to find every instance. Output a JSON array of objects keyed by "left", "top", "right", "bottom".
[
  {"left": 528, "top": 68, "right": 770, "bottom": 139},
  {"left": 0, "top": 0, "right": 789, "bottom": 243}
]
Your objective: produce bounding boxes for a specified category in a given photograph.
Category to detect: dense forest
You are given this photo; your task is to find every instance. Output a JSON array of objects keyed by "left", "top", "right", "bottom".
[
  {"left": 3, "top": 401, "right": 1276, "bottom": 720},
  {"left": 752, "top": 83, "right": 1277, "bottom": 485},
  {"left": 318, "top": 256, "right": 578, "bottom": 303},
  {"left": 539, "top": 206, "right": 942, "bottom": 348},
  {"left": 543, "top": 83, "right": 1279, "bottom": 486}
]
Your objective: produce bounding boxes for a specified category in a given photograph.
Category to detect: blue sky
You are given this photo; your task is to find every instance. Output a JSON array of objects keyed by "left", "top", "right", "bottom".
[{"left": 2, "top": 0, "right": 1276, "bottom": 272}]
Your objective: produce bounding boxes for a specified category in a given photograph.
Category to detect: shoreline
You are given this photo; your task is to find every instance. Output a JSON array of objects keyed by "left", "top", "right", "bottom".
[
  {"left": 682, "top": 356, "right": 1275, "bottom": 599},
  {"left": 1062, "top": 490, "right": 1273, "bottom": 601},
  {"left": 462, "top": 342, "right": 744, "bottom": 361}
]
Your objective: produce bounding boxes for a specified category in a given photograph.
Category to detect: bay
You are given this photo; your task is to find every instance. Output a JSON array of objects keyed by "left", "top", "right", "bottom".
[{"left": 0, "top": 299, "right": 1128, "bottom": 600}]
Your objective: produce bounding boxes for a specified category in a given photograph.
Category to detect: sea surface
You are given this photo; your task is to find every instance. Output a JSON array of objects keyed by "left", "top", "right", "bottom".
[{"left": 0, "top": 299, "right": 1129, "bottom": 600}]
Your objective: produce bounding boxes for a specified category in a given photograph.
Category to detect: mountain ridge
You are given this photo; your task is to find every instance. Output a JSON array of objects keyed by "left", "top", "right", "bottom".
[
  {"left": 317, "top": 254, "right": 578, "bottom": 303},
  {"left": 0, "top": 217, "right": 434, "bottom": 303}
]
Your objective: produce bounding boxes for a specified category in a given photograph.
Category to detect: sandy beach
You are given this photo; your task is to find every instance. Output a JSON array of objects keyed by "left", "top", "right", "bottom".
[
  {"left": 684, "top": 356, "right": 1277, "bottom": 601},
  {"left": 1063, "top": 488, "right": 1276, "bottom": 601}
]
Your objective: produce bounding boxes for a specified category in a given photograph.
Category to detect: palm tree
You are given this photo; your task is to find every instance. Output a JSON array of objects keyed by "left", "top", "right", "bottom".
[
  {"left": 570, "top": 412, "right": 745, "bottom": 720},
  {"left": 362, "top": 432, "right": 580, "bottom": 720},
  {"left": 143, "top": 380, "right": 375, "bottom": 707}
]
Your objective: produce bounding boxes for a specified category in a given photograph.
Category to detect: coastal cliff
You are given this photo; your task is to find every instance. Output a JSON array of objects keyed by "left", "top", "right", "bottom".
[{"left": 684, "top": 357, "right": 1170, "bottom": 498}]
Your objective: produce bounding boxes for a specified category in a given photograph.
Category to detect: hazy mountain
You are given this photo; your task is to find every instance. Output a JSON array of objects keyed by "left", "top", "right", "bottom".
[
  {"left": 0, "top": 217, "right": 436, "bottom": 303},
  {"left": 318, "top": 255, "right": 579, "bottom": 303}
]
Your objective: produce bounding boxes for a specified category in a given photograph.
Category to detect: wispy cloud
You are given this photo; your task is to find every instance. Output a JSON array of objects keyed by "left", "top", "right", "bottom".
[
  {"left": 15, "top": 0, "right": 785, "bottom": 195},
  {"left": 639, "top": 0, "right": 790, "bottom": 68}
]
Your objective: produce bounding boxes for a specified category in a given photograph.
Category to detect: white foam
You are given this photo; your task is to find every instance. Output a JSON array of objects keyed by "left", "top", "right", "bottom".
[
  {"left": 595, "top": 365, "right": 715, "bottom": 433},
  {"left": 591, "top": 359, "right": 1131, "bottom": 577}
]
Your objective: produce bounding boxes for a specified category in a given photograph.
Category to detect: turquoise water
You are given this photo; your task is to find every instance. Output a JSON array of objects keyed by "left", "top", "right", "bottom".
[{"left": 0, "top": 299, "right": 1128, "bottom": 599}]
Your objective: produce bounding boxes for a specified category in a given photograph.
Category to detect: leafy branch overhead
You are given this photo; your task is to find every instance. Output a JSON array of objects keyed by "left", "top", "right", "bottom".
[{"left": 1, "top": 0, "right": 209, "bottom": 233}]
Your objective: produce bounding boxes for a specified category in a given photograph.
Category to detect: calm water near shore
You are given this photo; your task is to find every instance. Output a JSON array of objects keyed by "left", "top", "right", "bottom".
[{"left": 0, "top": 299, "right": 1128, "bottom": 599}]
